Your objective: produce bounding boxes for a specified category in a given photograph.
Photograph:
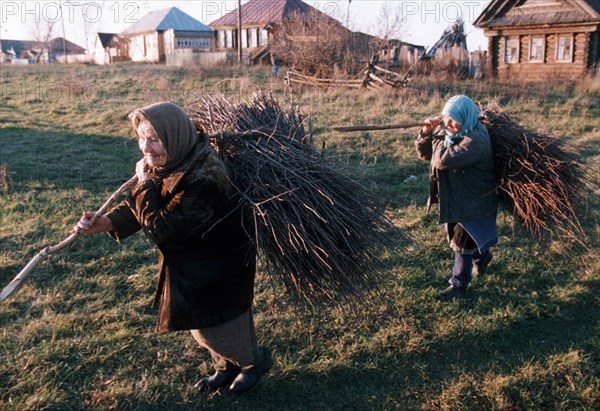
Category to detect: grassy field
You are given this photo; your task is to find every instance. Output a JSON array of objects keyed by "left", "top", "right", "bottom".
[{"left": 1, "top": 63, "right": 599, "bottom": 411}]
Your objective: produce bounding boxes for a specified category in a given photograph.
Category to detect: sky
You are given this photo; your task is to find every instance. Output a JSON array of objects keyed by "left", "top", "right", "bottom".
[{"left": 0, "top": 0, "right": 492, "bottom": 52}]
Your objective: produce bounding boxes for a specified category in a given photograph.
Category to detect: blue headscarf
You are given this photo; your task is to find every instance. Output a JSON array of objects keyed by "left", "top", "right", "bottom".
[{"left": 441, "top": 95, "right": 480, "bottom": 148}]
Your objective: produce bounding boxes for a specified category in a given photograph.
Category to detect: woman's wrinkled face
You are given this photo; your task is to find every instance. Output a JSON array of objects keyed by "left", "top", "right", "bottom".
[
  {"left": 137, "top": 120, "right": 168, "bottom": 167},
  {"left": 443, "top": 116, "right": 462, "bottom": 135}
]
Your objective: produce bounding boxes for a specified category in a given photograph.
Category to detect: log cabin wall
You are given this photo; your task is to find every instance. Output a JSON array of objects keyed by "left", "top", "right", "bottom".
[
  {"left": 476, "top": 0, "right": 600, "bottom": 81},
  {"left": 489, "top": 29, "right": 594, "bottom": 80}
]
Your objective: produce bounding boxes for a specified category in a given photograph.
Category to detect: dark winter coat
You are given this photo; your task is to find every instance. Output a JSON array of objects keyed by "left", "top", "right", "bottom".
[
  {"left": 415, "top": 121, "right": 498, "bottom": 224},
  {"left": 106, "top": 144, "right": 256, "bottom": 333}
]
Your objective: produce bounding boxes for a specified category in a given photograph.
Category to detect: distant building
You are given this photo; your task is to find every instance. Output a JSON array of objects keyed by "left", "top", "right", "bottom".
[
  {"left": 475, "top": 0, "right": 600, "bottom": 80},
  {"left": 428, "top": 20, "right": 470, "bottom": 73},
  {"left": 351, "top": 32, "right": 425, "bottom": 68},
  {"left": 49, "top": 38, "right": 88, "bottom": 63},
  {"left": 120, "top": 7, "right": 213, "bottom": 63},
  {"left": 0, "top": 38, "right": 86, "bottom": 64},
  {"left": 93, "top": 33, "right": 129, "bottom": 65},
  {"left": 1, "top": 39, "right": 40, "bottom": 64},
  {"left": 209, "top": 0, "right": 424, "bottom": 67},
  {"left": 209, "top": 0, "right": 319, "bottom": 64}
]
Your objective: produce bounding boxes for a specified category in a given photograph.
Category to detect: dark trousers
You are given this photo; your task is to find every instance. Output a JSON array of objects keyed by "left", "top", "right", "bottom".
[{"left": 446, "top": 223, "right": 490, "bottom": 288}]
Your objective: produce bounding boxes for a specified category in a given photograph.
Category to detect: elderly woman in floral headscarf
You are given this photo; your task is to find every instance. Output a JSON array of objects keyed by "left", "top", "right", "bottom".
[
  {"left": 75, "top": 102, "right": 272, "bottom": 393},
  {"left": 415, "top": 95, "right": 498, "bottom": 300}
]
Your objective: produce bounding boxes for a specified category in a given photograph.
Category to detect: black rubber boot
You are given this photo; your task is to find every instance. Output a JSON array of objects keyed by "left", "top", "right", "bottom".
[
  {"left": 229, "top": 346, "right": 273, "bottom": 393},
  {"left": 195, "top": 364, "right": 240, "bottom": 392},
  {"left": 438, "top": 285, "right": 467, "bottom": 301}
]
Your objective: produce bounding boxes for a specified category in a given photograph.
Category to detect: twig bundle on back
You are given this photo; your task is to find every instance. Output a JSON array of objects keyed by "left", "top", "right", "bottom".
[
  {"left": 185, "top": 94, "right": 398, "bottom": 305},
  {"left": 480, "top": 103, "right": 588, "bottom": 245}
]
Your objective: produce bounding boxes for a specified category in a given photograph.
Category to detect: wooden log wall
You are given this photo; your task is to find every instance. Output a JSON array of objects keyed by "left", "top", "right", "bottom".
[{"left": 489, "top": 29, "right": 597, "bottom": 81}]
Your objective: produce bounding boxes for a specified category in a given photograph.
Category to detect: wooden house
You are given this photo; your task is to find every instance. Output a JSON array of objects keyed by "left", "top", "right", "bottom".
[
  {"left": 0, "top": 38, "right": 85, "bottom": 64},
  {"left": 93, "top": 33, "right": 129, "bottom": 65},
  {"left": 430, "top": 20, "right": 470, "bottom": 73},
  {"left": 209, "top": 0, "right": 424, "bottom": 67},
  {"left": 1, "top": 40, "right": 40, "bottom": 63},
  {"left": 351, "top": 32, "right": 425, "bottom": 69},
  {"left": 209, "top": 0, "right": 321, "bottom": 64},
  {"left": 474, "top": 0, "right": 600, "bottom": 80},
  {"left": 121, "top": 7, "right": 213, "bottom": 63}
]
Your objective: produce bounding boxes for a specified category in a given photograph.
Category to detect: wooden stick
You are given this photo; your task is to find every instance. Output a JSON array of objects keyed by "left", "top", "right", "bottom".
[
  {"left": 287, "top": 70, "right": 361, "bottom": 84},
  {"left": 332, "top": 122, "right": 426, "bottom": 132},
  {"left": 368, "top": 73, "right": 386, "bottom": 84},
  {"left": 373, "top": 65, "right": 403, "bottom": 78},
  {"left": 0, "top": 175, "right": 139, "bottom": 302}
]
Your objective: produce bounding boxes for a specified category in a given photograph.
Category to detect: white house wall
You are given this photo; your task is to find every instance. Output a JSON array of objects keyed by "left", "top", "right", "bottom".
[
  {"left": 129, "top": 32, "right": 160, "bottom": 62},
  {"left": 164, "top": 29, "right": 175, "bottom": 55}
]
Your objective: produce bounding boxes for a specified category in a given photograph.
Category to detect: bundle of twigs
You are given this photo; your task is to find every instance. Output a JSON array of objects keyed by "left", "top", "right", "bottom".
[
  {"left": 480, "top": 103, "right": 588, "bottom": 245},
  {"left": 188, "top": 93, "right": 307, "bottom": 141},
  {"left": 185, "top": 94, "right": 398, "bottom": 305}
]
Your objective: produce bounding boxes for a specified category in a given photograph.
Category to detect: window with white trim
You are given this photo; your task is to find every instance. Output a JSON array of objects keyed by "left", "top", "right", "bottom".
[
  {"left": 556, "top": 36, "right": 573, "bottom": 62},
  {"left": 260, "top": 29, "right": 269, "bottom": 46},
  {"left": 505, "top": 38, "right": 519, "bottom": 63},
  {"left": 529, "top": 37, "right": 544, "bottom": 62},
  {"left": 176, "top": 38, "right": 210, "bottom": 48}
]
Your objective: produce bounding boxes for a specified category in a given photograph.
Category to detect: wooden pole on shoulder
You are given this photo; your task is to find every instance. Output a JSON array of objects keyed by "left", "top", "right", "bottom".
[{"left": 332, "top": 122, "right": 426, "bottom": 132}]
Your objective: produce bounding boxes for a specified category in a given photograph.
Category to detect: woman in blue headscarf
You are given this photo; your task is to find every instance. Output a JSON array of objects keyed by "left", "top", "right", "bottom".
[{"left": 415, "top": 95, "right": 498, "bottom": 300}]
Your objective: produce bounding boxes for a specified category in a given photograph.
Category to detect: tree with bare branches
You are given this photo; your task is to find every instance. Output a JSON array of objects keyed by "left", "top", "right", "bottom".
[
  {"left": 271, "top": 10, "right": 373, "bottom": 78},
  {"left": 29, "top": 19, "right": 56, "bottom": 63}
]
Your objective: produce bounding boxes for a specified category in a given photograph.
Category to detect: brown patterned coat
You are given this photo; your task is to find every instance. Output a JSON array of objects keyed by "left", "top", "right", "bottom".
[{"left": 107, "top": 145, "right": 256, "bottom": 332}]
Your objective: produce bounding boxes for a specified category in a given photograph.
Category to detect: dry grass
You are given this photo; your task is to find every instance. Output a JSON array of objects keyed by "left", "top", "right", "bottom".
[{"left": 0, "top": 64, "right": 598, "bottom": 411}]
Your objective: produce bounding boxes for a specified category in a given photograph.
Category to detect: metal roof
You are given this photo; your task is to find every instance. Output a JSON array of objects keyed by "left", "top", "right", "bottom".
[
  {"left": 121, "top": 7, "right": 212, "bottom": 35},
  {"left": 209, "top": 0, "right": 314, "bottom": 27},
  {"left": 0, "top": 38, "right": 85, "bottom": 53}
]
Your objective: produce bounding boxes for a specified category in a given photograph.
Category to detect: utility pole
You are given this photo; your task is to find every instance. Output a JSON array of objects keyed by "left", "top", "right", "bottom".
[
  {"left": 346, "top": 0, "right": 351, "bottom": 28},
  {"left": 60, "top": 0, "right": 68, "bottom": 63},
  {"left": 237, "top": 0, "right": 243, "bottom": 64}
]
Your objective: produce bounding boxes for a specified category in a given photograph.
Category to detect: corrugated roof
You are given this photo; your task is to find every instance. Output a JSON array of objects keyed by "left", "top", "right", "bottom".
[
  {"left": 209, "top": 0, "right": 314, "bottom": 27},
  {"left": 121, "top": 7, "right": 212, "bottom": 35},
  {"left": 475, "top": 0, "right": 600, "bottom": 27}
]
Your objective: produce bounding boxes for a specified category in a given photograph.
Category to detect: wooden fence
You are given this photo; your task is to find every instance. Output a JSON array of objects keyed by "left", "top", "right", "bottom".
[{"left": 285, "top": 64, "right": 409, "bottom": 90}]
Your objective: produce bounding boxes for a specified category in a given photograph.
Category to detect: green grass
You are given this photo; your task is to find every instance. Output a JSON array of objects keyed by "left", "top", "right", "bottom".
[{"left": 1, "top": 64, "right": 599, "bottom": 410}]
